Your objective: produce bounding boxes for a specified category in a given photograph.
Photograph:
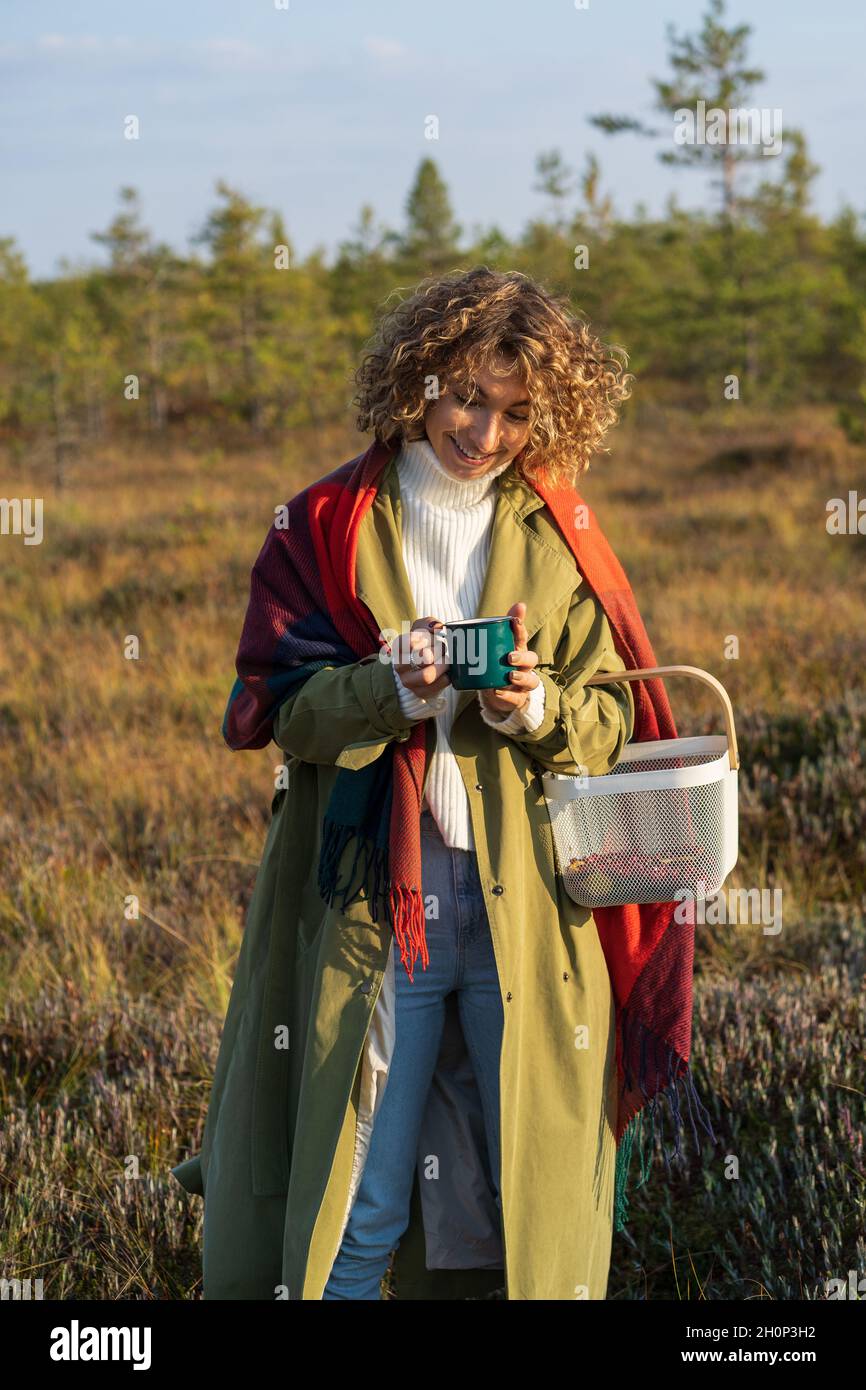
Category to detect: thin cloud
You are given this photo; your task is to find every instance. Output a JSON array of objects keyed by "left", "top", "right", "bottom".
[
  {"left": 36, "top": 34, "right": 135, "bottom": 52},
  {"left": 363, "top": 36, "right": 409, "bottom": 61}
]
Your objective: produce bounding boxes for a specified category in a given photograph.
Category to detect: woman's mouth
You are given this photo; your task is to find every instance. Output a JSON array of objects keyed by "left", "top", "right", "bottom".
[{"left": 451, "top": 436, "right": 495, "bottom": 464}]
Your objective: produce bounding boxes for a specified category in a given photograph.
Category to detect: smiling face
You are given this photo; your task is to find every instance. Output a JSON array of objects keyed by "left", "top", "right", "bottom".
[{"left": 424, "top": 355, "right": 532, "bottom": 480}]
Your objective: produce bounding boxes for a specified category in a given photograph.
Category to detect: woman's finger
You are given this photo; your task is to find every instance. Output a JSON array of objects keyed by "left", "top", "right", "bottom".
[
  {"left": 501, "top": 668, "right": 540, "bottom": 691},
  {"left": 393, "top": 626, "right": 446, "bottom": 668},
  {"left": 392, "top": 626, "right": 451, "bottom": 695},
  {"left": 404, "top": 662, "right": 451, "bottom": 696},
  {"left": 506, "top": 648, "right": 538, "bottom": 669},
  {"left": 411, "top": 615, "right": 446, "bottom": 636},
  {"left": 508, "top": 600, "right": 529, "bottom": 650}
]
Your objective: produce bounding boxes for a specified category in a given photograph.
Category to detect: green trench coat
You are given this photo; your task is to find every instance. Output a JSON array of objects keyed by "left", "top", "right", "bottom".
[{"left": 171, "top": 454, "right": 636, "bottom": 1300}]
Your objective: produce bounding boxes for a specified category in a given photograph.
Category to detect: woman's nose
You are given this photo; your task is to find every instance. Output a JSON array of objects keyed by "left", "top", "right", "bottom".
[{"left": 472, "top": 413, "right": 501, "bottom": 452}]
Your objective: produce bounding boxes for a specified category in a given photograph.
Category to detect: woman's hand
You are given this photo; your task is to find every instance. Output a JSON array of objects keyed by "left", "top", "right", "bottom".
[
  {"left": 391, "top": 617, "right": 451, "bottom": 699},
  {"left": 477, "top": 601, "right": 540, "bottom": 717}
]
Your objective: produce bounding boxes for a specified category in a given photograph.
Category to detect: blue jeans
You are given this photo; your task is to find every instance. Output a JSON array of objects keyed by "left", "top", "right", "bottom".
[{"left": 322, "top": 806, "right": 505, "bottom": 1299}]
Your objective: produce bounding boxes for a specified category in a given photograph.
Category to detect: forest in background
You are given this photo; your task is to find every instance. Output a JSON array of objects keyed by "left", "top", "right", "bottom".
[
  {"left": 3, "top": 0, "right": 865, "bottom": 475},
  {"left": 2, "top": 130, "right": 865, "bottom": 479}
]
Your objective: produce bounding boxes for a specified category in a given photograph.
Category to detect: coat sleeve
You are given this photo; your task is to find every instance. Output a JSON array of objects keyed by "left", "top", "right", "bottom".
[
  {"left": 272, "top": 654, "right": 416, "bottom": 770},
  {"left": 493, "top": 584, "right": 635, "bottom": 777}
]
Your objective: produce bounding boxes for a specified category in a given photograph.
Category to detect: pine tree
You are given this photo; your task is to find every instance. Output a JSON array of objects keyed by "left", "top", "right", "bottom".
[
  {"left": 397, "top": 159, "right": 462, "bottom": 272},
  {"left": 589, "top": 0, "right": 768, "bottom": 221}
]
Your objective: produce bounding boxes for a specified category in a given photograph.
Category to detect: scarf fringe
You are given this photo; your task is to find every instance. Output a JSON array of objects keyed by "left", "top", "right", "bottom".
[
  {"left": 318, "top": 814, "right": 429, "bottom": 981},
  {"left": 318, "top": 816, "right": 390, "bottom": 920},
  {"left": 613, "top": 1009, "right": 718, "bottom": 1233},
  {"left": 388, "top": 882, "right": 430, "bottom": 983}
]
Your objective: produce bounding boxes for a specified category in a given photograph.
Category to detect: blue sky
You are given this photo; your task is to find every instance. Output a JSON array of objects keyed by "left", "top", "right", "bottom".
[{"left": 2, "top": 0, "right": 863, "bottom": 280}]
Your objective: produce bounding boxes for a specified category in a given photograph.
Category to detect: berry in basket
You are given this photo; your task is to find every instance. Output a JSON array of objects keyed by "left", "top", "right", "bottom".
[{"left": 565, "top": 848, "right": 711, "bottom": 897}]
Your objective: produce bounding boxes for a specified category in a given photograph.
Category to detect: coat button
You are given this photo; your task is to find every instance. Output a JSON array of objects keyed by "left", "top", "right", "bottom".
[
  {"left": 360, "top": 981, "right": 373, "bottom": 995},
  {"left": 475, "top": 783, "right": 483, "bottom": 791},
  {"left": 492, "top": 884, "right": 504, "bottom": 895},
  {"left": 506, "top": 991, "right": 513, "bottom": 1002}
]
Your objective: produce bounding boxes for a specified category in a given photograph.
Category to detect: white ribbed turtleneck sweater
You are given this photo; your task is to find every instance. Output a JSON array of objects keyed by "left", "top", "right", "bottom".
[{"left": 390, "top": 435, "right": 546, "bottom": 850}]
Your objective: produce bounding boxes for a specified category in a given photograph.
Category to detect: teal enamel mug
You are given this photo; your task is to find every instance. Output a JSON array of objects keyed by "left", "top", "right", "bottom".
[{"left": 440, "top": 616, "right": 516, "bottom": 690}]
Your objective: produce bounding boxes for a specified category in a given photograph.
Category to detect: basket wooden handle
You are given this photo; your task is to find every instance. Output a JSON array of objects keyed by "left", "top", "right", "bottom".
[{"left": 584, "top": 664, "right": 740, "bottom": 771}]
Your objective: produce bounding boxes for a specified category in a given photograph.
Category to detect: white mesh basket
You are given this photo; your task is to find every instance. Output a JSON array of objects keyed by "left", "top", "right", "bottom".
[{"left": 541, "top": 665, "right": 740, "bottom": 909}]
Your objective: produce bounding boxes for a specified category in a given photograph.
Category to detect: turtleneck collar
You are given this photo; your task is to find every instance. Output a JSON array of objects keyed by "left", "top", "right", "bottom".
[{"left": 395, "top": 435, "right": 513, "bottom": 508}]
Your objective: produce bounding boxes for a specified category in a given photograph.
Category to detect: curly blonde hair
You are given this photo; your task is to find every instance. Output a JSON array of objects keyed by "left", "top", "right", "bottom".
[{"left": 352, "top": 266, "right": 633, "bottom": 487}]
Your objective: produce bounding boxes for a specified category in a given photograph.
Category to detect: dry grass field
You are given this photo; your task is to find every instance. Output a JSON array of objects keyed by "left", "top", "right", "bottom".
[{"left": 1, "top": 404, "right": 864, "bottom": 1299}]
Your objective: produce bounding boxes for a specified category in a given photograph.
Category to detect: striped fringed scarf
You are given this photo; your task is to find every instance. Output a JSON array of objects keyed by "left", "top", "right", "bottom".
[{"left": 222, "top": 436, "right": 716, "bottom": 1232}]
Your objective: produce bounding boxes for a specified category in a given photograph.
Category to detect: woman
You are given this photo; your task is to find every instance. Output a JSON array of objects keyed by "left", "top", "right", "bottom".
[{"left": 171, "top": 266, "right": 713, "bottom": 1300}]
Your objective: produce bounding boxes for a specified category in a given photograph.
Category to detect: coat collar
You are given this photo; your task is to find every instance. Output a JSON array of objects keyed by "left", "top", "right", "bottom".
[{"left": 355, "top": 445, "right": 582, "bottom": 724}]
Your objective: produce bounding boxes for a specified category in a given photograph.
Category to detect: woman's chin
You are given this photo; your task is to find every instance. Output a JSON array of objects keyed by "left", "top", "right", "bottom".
[{"left": 444, "top": 436, "right": 504, "bottom": 478}]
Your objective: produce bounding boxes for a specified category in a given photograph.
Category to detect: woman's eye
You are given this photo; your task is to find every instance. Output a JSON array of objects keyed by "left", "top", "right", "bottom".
[{"left": 453, "top": 389, "right": 527, "bottom": 423}]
